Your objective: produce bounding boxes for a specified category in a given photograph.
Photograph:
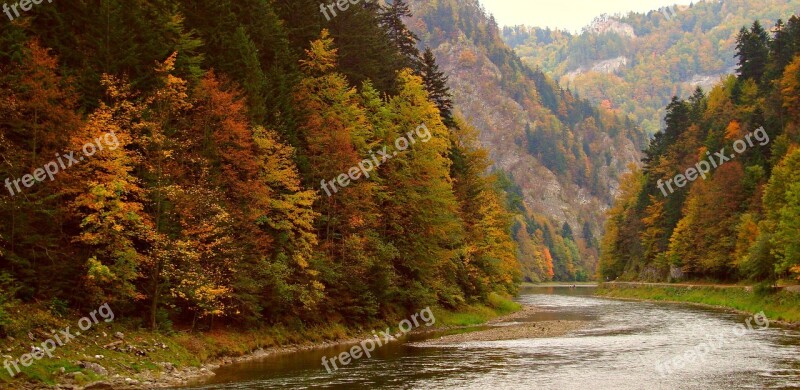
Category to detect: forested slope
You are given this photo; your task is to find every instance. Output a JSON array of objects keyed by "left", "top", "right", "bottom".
[
  {"left": 600, "top": 16, "right": 800, "bottom": 284},
  {"left": 504, "top": 0, "right": 800, "bottom": 134},
  {"left": 0, "top": 0, "right": 521, "bottom": 332}
]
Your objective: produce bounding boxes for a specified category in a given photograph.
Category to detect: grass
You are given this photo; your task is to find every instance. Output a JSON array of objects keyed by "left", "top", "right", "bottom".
[
  {"left": 597, "top": 283, "right": 800, "bottom": 323},
  {"left": 0, "top": 305, "right": 374, "bottom": 389},
  {"left": 0, "top": 294, "right": 522, "bottom": 388},
  {"left": 432, "top": 292, "right": 522, "bottom": 327},
  {"left": 521, "top": 281, "right": 598, "bottom": 288}
]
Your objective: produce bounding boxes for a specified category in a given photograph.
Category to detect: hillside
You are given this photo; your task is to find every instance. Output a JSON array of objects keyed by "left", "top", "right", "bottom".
[
  {"left": 503, "top": 0, "right": 800, "bottom": 133},
  {"left": 599, "top": 15, "right": 800, "bottom": 284},
  {"left": 0, "top": 0, "right": 522, "bottom": 354},
  {"left": 407, "top": 0, "right": 646, "bottom": 282}
]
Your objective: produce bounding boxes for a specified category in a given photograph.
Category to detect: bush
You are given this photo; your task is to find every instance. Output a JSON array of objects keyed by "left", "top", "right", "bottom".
[
  {"left": 0, "top": 306, "right": 9, "bottom": 338},
  {"left": 487, "top": 292, "right": 521, "bottom": 314},
  {"left": 754, "top": 281, "right": 779, "bottom": 296},
  {"left": 48, "top": 298, "right": 69, "bottom": 317},
  {"left": 0, "top": 272, "right": 19, "bottom": 337}
]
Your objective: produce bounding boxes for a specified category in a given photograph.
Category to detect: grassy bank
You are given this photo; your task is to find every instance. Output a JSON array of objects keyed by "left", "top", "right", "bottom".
[
  {"left": 597, "top": 283, "right": 800, "bottom": 323},
  {"left": 431, "top": 293, "right": 521, "bottom": 327},
  {"left": 520, "top": 282, "right": 598, "bottom": 288},
  {"left": 0, "top": 293, "right": 520, "bottom": 388}
]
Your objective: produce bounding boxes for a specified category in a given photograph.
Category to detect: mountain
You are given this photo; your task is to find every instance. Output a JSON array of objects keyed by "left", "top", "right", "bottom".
[
  {"left": 407, "top": 0, "right": 647, "bottom": 282},
  {"left": 503, "top": 0, "right": 800, "bottom": 134}
]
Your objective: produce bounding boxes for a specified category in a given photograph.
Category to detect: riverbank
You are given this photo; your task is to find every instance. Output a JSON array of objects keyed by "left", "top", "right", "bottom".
[
  {"left": 520, "top": 282, "right": 598, "bottom": 288},
  {"left": 0, "top": 294, "right": 522, "bottom": 389},
  {"left": 596, "top": 283, "right": 800, "bottom": 325},
  {"left": 411, "top": 304, "right": 588, "bottom": 346}
]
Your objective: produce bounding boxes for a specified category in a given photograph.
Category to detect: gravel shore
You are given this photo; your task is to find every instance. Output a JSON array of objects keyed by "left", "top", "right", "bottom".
[{"left": 412, "top": 306, "right": 587, "bottom": 345}]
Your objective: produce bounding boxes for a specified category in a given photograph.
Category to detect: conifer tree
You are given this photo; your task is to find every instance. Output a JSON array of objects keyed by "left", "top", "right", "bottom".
[
  {"left": 735, "top": 21, "right": 770, "bottom": 83},
  {"left": 0, "top": 40, "right": 83, "bottom": 298},
  {"left": 420, "top": 48, "right": 454, "bottom": 122},
  {"left": 380, "top": 0, "right": 422, "bottom": 70}
]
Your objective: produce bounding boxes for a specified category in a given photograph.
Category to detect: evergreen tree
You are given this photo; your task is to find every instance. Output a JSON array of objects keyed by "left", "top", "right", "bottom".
[
  {"left": 735, "top": 21, "right": 770, "bottom": 83},
  {"left": 420, "top": 48, "right": 454, "bottom": 122},
  {"left": 0, "top": 41, "right": 83, "bottom": 300},
  {"left": 379, "top": 0, "right": 421, "bottom": 70}
]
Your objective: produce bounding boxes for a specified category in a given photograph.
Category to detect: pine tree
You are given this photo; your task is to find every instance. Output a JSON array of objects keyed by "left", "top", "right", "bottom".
[
  {"left": 0, "top": 40, "right": 83, "bottom": 299},
  {"left": 379, "top": 0, "right": 421, "bottom": 70},
  {"left": 735, "top": 22, "right": 770, "bottom": 83},
  {"left": 420, "top": 48, "right": 454, "bottom": 122}
]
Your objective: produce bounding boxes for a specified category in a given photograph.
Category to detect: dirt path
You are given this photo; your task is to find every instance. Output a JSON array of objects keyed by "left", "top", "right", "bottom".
[{"left": 605, "top": 281, "right": 753, "bottom": 290}]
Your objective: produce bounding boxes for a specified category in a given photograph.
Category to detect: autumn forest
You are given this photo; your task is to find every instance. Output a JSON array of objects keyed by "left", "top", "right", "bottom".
[
  {"left": 0, "top": 0, "right": 523, "bottom": 333},
  {"left": 600, "top": 16, "right": 800, "bottom": 284},
  {"left": 0, "top": 0, "right": 799, "bottom": 375}
]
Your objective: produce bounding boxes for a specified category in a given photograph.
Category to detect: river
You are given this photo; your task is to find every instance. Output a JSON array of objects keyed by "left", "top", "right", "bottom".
[{"left": 178, "top": 286, "right": 800, "bottom": 389}]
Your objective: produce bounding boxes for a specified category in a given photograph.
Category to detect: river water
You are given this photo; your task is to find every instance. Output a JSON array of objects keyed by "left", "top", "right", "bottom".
[{"left": 179, "top": 286, "right": 800, "bottom": 389}]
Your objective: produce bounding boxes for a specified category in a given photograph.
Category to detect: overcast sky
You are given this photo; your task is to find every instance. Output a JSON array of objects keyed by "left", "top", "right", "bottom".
[{"left": 480, "top": 0, "right": 691, "bottom": 32}]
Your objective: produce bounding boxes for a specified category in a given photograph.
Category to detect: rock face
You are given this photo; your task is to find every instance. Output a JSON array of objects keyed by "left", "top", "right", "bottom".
[
  {"left": 564, "top": 56, "right": 629, "bottom": 81},
  {"left": 585, "top": 16, "right": 636, "bottom": 38},
  {"left": 408, "top": 0, "right": 644, "bottom": 278}
]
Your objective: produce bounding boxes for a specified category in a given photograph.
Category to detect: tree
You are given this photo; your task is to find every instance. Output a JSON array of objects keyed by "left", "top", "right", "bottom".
[
  {"left": 780, "top": 55, "right": 800, "bottom": 128},
  {"left": 735, "top": 22, "right": 770, "bottom": 83},
  {"left": 667, "top": 162, "right": 746, "bottom": 279},
  {"left": 380, "top": 0, "right": 421, "bottom": 70},
  {"left": 449, "top": 118, "right": 519, "bottom": 297},
  {"left": 760, "top": 148, "right": 800, "bottom": 279},
  {"left": 599, "top": 167, "right": 645, "bottom": 280},
  {"left": 68, "top": 75, "right": 154, "bottom": 307},
  {"left": 293, "top": 31, "right": 396, "bottom": 321},
  {"left": 420, "top": 48, "right": 454, "bottom": 121},
  {"left": 380, "top": 69, "right": 464, "bottom": 307},
  {"left": 0, "top": 40, "right": 83, "bottom": 300}
]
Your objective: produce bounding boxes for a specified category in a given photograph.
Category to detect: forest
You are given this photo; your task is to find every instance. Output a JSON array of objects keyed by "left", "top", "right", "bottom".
[
  {"left": 2, "top": 1, "right": 800, "bottom": 388},
  {"left": 600, "top": 16, "right": 800, "bottom": 284},
  {"left": 0, "top": 0, "right": 522, "bottom": 333},
  {"left": 503, "top": 0, "right": 800, "bottom": 134}
]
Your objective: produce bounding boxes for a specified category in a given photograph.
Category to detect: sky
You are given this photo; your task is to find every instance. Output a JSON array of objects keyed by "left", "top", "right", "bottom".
[{"left": 480, "top": 0, "right": 691, "bottom": 32}]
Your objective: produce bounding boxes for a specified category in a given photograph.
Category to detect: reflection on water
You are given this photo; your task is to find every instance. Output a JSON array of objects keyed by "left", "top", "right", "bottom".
[{"left": 178, "top": 286, "right": 800, "bottom": 389}]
